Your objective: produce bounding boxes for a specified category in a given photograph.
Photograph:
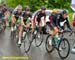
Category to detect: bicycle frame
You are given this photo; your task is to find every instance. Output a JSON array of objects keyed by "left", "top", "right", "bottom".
[{"left": 53, "top": 32, "right": 65, "bottom": 51}]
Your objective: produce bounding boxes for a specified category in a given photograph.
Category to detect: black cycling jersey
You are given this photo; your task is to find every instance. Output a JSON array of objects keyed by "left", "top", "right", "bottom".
[
  {"left": 49, "top": 13, "right": 71, "bottom": 30},
  {"left": 57, "top": 14, "right": 71, "bottom": 30},
  {"left": 22, "top": 12, "right": 32, "bottom": 24},
  {"left": 13, "top": 11, "right": 22, "bottom": 20},
  {"left": 35, "top": 11, "right": 46, "bottom": 23},
  {"left": 51, "top": 14, "right": 58, "bottom": 27},
  {"left": 49, "top": 13, "right": 58, "bottom": 29}
]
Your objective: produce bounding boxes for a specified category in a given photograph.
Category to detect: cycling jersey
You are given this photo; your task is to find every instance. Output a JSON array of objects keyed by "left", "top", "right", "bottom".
[
  {"left": 57, "top": 14, "right": 72, "bottom": 30},
  {"left": 13, "top": 11, "right": 22, "bottom": 20},
  {"left": 35, "top": 11, "right": 46, "bottom": 23},
  {"left": 49, "top": 13, "right": 58, "bottom": 30},
  {"left": 22, "top": 12, "right": 32, "bottom": 24}
]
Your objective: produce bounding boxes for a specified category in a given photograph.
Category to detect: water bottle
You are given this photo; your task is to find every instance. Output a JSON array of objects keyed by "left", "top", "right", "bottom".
[
  {"left": 54, "top": 33, "right": 60, "bottom": 45},
  {"left": 54, "top": 37, "right": 58, "bottom": 44}
]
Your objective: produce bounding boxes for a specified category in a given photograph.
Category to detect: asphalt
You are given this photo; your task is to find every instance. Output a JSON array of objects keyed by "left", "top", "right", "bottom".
[{"left": 0, "top": 28, "right": 75, "bottom": 60}]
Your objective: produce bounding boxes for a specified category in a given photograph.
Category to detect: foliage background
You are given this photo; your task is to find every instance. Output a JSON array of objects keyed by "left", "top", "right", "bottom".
[
  {"left": 1, "top": 0, "right": 72, "bottom": 12},
  {"left": 1, "top": 0, "right": 74, "bottom": 24}
]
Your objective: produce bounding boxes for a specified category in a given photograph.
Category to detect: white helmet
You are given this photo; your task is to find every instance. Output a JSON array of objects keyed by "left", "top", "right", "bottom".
[
  {"left": 14, "top": 5, "right": 22, "bottom": 12},
  {"left": 16, "top": 5, "right": 22, "bottom": 10}
]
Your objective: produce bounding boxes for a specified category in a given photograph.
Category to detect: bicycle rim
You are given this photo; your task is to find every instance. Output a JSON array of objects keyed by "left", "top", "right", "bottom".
[
  {"left": 35, "top": 31, "right": 43, "bottom": 47},
  {"left": 58, "top": 38, "right": 70, "bottom": 59},
  {"left": 45, "top": 35, "right": 54, "bottom": 53},
  {"left": 24, "top": 32, "right": 32, "bottom": 53}
]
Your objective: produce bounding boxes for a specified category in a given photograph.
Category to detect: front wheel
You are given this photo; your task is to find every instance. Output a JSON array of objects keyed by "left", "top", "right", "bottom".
[
  {"left": 35, "top": 31, "right": 43, "bottom": 47},
  {"left": 58, "top": 38, "right": 70, "bottom": 59},
  {"left": 45, "top": 35, "right": 54, "bottom": 53},
  {"left": 23, "top": 32, "right": 32, "bottom": 53}
]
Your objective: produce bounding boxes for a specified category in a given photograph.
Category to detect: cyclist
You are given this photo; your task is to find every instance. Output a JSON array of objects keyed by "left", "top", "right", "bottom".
[
  {"left": 3, "top": 5, "right": 9, "bottom": 27},
  {"left": 11, "top": 5, "right": 22, "bottom": 32},
  {"left": 49, "top": 9, "right": 59, "bottom": 35},
  {"left": 57, "top": 10, "right": 72, "bottom": 31},
  {"left": 32, "top": 6, "right": 46, "bottom": 33},
  {"left": 49, "top": 9, "right": 72, "bottom": 47},
  {"left": 0, "top": 5, "right": 8, "bottom": 29},
  {"left": 0, "top": 5, "right": 4, "bottom": 21},
  {"left": 19, "top": 7, "right": 32, "bottom": 45},
  {"left": 48, "top": 9, "right": 59, "bottom": 46}
]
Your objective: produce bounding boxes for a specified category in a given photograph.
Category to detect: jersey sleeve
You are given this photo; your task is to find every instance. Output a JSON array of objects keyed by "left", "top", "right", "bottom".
[{"left": 65, "top": 18, "right": 72, "bottom": 30}]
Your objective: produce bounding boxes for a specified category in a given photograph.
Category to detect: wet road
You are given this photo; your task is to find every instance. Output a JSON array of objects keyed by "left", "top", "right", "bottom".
[{"left": 0, "top": 28, "right": 75, "bottom": 60}]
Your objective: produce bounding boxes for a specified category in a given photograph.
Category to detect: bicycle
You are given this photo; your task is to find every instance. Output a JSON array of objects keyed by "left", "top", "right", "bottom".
[
  {"left": 22, "top": 25, "right": 44, "bottom": 53},
  {"left": 45, "top": 30, "right": 70, "bottom": 59},
  {"left": 10, "top": 17, "right": 21, "bottom": 40},
  {"left": 22, "top": 26, "right": 33, "bottom": 53}
]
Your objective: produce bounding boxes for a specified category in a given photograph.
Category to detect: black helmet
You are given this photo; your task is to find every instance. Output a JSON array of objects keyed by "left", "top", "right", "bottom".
[
  {"left": 62, "top": 9, "right": 69, "bottom": 14},
  {"left": 41, "top": 6, "right": 46, "bottom": 10},
  {"left": 25, "top": 6, "right": 30, "bottom": 11}
]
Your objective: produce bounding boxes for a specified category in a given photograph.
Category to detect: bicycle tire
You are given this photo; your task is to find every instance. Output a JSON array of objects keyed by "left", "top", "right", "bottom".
[
  {"left": 23, "top": 32, "right": 32, "bottom": 53},
  {"left": 45, "top": 35, "right": 54, "bottom": 53},
  {"left": 35, "top": 31, "right": 43, "bottom": 47},
  {"left": 58, "top": 38, "right": 70, "bottom": 59}
]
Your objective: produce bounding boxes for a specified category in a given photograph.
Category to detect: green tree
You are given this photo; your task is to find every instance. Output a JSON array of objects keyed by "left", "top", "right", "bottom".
[{"left": 6, "top": 0, "right": 72, "bottom": 12}]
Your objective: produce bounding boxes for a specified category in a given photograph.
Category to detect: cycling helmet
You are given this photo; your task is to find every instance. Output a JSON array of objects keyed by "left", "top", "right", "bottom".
[
  {"left": 62, "top": 9, "right": 69, "bottom": 14},
  {"left": 41, "top": 6, "right": 46, "bottom": 10},
  {"left": 25, "top": 6, "right": 30, "bottom": 11},
  {"left": 16, "top": 5, "right": 22, "bottom": 10},
  {"left": 52, "top": 9, "right": 58, "bottom": 14}
]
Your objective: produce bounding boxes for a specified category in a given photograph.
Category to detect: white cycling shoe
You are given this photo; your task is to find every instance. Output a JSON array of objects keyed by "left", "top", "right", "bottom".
[
  {"left": 11, "top": 27, "right": 14, "bottom": 32},
  {"left": 18, "top": 40, "right": 22, "bottom": 45},
  {"left": 71, "top": 46, "right": 75, "bottom": 54}
]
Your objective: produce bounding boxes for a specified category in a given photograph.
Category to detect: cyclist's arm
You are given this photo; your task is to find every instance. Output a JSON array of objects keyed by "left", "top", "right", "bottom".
[
  {"left": 65, "top": 18, "right": 72, "bottom": 30},
  {"left": 56, "top": 16, "right": 62, "bottom": 29},
  {"left": 4, "top": 11, "right": 9, "bottom": 20},
  {"left": 34, "top": 15, "right": 38, "bottom": 24},
  {"left": 12, "top": 14, "right": 16, "bottom": 21},
  {"left": 44, "top": 14, "right": 46, "bottom": 24}
]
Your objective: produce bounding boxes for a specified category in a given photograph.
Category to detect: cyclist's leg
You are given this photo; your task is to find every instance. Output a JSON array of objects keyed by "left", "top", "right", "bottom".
[
  {"left": 4, "top": 11, "right": 9, "bottom": 27},
  {"left": 26, "top": 23, "right": 31, "bottom": 28},
  {"left": 18, "top": 25, "right": 23, "bottom": 44},
  {"left": 49, "top": 24, "right": 59, "bottom": 45},
  {"left": 11, "top": 16, "right": 16, "bottom": 31},
  {"left": 32, "top": 20, "right": 35, "bottom": 33},
  {"left": 39, "top": 20, "right": 42, "bottom": 32},
  {"left": 50, "top": 24, "right": 58, "bottom": 37}
]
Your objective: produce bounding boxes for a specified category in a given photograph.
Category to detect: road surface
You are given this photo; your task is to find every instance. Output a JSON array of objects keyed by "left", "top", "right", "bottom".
[{"left": 0, "top": 28, "right": 75, "bottom": 60}]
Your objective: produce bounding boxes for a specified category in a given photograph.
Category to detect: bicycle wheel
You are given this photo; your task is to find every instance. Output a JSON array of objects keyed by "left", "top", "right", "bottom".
[
  {"left": 45, "top": 24, "right": 51, "bottom": 34},
  {"left": 58, "top": 38, "right": 70, "bottom": 59},
  {"left": 35, "top": 31, "right": 43, "bottom": 47},
  {"left": 10, "top": 31, "right": 16, "bottom": 40},
  {"left": 45, "top": 35, "right": 54, "bottom": 53},
  {"left": 23, "top": 32, "right": 32, "bottom": 53}
]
